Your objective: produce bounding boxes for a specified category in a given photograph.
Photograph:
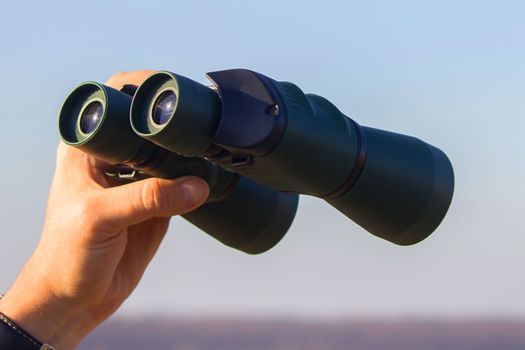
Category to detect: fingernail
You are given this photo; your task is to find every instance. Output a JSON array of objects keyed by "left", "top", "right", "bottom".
[{"left": 179, "top": 177, "right": 209, "bottom": 207}]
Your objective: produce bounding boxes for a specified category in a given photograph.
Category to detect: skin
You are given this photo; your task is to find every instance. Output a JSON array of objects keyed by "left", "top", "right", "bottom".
[{"left": 0, "top": 71, "right": 210, "bottom": 349}]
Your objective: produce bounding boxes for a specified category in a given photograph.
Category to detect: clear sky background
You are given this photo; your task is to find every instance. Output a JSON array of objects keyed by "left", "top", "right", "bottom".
[{"left": 0, "top": 0, "right": 524, "bottom": 319}]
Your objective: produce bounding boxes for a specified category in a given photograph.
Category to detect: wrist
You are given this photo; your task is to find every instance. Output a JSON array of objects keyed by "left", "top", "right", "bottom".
[{"left": 0, "top": 263, "right": 95, "bottom": 349}]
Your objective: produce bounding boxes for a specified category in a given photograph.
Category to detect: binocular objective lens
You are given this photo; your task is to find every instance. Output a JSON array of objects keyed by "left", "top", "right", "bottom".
[
  {"left": 152, "top": 90, "right": 177, "bottom": 126},
  {"left": 79, "top": 101, "right": 104, "bottom": 134}
]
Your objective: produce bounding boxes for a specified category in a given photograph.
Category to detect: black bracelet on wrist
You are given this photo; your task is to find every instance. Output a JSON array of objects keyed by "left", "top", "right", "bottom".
[{"left": 0, "top": 295, "right": 55, "bottom": 350}]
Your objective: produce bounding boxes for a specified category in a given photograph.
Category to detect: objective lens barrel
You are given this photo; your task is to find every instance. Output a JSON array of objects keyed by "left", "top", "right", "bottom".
[{"left": 59, "top": 82, "right": 298, "bottom": 254}]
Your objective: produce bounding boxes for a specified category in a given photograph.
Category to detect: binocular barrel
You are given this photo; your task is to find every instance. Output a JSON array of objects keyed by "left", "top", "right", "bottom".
[
  {"left": 59, "top": 82, "right": 298, "bottom": 254},
  {"left": 130, "top": 69, "right": 454, "bottom": 246}
]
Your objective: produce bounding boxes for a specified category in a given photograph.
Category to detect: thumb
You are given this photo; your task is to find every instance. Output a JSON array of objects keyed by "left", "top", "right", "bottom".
[{"left": 95, "top": 176, "right": 209, "bottom": 230}]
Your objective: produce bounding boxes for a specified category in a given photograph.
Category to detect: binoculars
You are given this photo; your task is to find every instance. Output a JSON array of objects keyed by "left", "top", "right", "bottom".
[{"left": 59, "top": 69, "right": 454, "bottom": 254}]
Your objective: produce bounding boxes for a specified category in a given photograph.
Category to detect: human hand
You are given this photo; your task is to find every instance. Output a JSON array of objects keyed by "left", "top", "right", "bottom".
[{"left": 0, "top": 71, "right": 210, "bottom": 349}]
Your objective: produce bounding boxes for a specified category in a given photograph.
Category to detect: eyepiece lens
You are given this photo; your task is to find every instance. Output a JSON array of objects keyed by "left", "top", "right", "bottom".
[
  {"left": 79, "top": 101, "right": 104, "bottom": 134},
  {"left": 152, "top": 90, "right": 177, "bottom": 126}
]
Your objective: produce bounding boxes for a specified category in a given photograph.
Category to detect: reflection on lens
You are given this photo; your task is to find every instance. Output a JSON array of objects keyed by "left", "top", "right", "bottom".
[
  {"left": 80, "top": 101, "right": 104, "bottom": 134},
  {"left": 152, "top": 90, "right": 177, "bottom": 125}
]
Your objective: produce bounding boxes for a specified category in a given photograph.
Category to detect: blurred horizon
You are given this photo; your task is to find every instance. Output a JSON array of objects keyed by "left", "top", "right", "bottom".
[
  {"left": 1, "top": 0, "right": 524, "bottom": 324},
  {"left": 79, "top": 317, "right": 525, "bottom": 350}
]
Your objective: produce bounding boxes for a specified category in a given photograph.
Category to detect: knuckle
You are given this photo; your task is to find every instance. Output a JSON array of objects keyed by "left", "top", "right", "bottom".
[
  {"left": 80, "top": 194, "right": 98, "bottom": 215},
  {"left": 71, "top": 193, "right": 101, "bottom": 229},
  {"left": 56, "top": 142, "right": 74, "bottom": 163},
  {"left": 56, "top": 142, "right": 67, "bottom": 158},
  {"left": 139, "top": 179, "right": 168, "bottom": 213},
  {"left": 105, "top": 71, "right": 128, "bottom": 87}
]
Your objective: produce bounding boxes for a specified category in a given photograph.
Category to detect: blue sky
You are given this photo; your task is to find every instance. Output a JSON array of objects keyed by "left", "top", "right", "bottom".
[{"left": 0, "top": 0, "right": 524, "bottom": 318}]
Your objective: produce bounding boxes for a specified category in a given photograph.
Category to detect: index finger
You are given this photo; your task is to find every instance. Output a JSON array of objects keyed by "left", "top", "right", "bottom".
[{"left": 105, "top": 70, "right": 157, "bottom": 89}]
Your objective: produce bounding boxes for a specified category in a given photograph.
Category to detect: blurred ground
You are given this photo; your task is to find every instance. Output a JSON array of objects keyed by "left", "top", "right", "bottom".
[{"left": 80, "top": 317, "right": 525, "bottom": 350}]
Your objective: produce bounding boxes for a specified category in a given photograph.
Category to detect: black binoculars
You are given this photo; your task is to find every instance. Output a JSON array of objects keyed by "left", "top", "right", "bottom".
[{"left": 59, "top": 69, "right": 454, "bottom": 254}]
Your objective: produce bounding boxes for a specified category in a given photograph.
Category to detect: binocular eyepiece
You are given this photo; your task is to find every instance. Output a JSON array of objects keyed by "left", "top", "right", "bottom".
[
  {"left": 59, "top": 68, "right": 454, "bottom": 253},
  {"left": 59, "top": 82, "right": 299, "bottom": 254}
]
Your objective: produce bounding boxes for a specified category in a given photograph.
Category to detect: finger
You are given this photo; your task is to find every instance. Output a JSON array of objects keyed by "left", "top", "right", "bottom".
[
  {"left": 105, "top": 70, "right": 157, "bottom": 89},
  {"left": 95, "top": 176, "right": 209, "bottom": 232},
  {"left": 117, "top": 218, "right": 170, "bottom": 288},
  {"left": 127, "top": 218, "right": 170, "bottom": 265},
  {"left": 56, "top": 141, "right": 88, "bottom": 170},
  {"left": 55, "top": 142, "right": 108, "bottom": 188}
]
